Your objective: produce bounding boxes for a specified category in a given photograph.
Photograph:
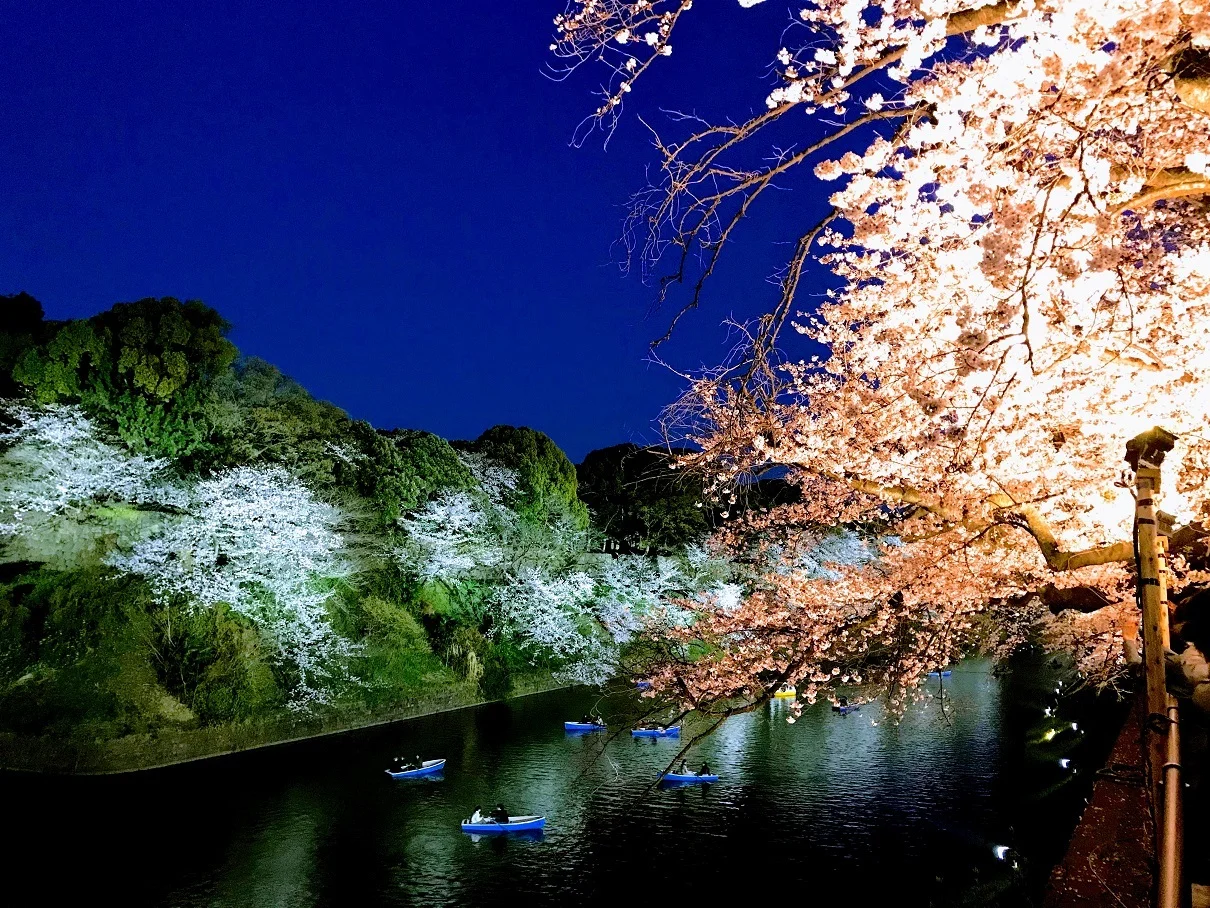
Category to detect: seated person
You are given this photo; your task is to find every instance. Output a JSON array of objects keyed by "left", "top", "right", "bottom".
[
  {"left": 677, "top": 759, "right": 689, "bottom": 775},
  {"left": 490, "top": 803, "right": 510, "bottom": 824},
  {"left": 470, "top": 806, "right": 484, "bottom": 824},
  {"left": 698, "top": 762, "right": 712, "bottom": 776}
]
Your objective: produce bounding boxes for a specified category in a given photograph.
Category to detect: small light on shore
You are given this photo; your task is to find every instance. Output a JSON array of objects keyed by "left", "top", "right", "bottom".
[
  {"left": 993, "top": 845, "right": 1010, "bottom": 860},
  {"left": 1059, "top": 758, "right": 1071, "bottom": 769}
]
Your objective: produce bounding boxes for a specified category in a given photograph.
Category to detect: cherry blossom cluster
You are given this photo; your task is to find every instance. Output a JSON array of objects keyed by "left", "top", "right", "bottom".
[{"left": 398, "top": 453, "right": 736, "bottom": 683}]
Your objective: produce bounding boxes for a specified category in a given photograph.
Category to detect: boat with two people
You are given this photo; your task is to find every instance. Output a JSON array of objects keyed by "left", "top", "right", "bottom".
[
  {"left": 773, "top": 684, "right": 796, "bottom": 700},
  {"left": 662, "top": 760, "right": 719, "bottom": 785},
  {"left": 631, "top": 723, "right": 680, "bottom": 738},
  {"left": 385, "top": 756, "right": 447, "bottom": 779},
  {"left": 461, "top": 803, "right": 546, "bottom": 835},
  {"left": 831, "top": 697, "right": 861, "bottom": 716}
]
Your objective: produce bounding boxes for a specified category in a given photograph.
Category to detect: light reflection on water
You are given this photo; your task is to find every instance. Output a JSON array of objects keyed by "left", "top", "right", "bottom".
[{"left": 2, "top": 655, "right": 1123, "bottom": 907}]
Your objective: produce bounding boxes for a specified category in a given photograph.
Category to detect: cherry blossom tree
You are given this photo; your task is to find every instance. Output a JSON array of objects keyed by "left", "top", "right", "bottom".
[
  {"left": 399, "top": 453, "right": 736, "bottom": 683},
  {"left": 0, "top": 402, "right": 185, "bottom": 535},
  {"left": 109, "top": 465, "right": 354, "bottom": 707},
  {"left": 399, "top": 490, "right": 506, "bottom": 582},
  {"left": 554, "top": 0, "right": 1210, "bottom": 711}
]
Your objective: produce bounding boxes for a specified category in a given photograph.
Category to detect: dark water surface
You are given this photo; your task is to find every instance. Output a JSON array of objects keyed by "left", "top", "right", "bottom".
[{"left": 3, "top": 656, "right": 1124, "bottom": 907}]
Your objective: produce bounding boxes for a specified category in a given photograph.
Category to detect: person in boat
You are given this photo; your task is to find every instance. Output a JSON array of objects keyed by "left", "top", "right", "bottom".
[
  {"left": 412, "top": 754, "right": 422, "bottom": 770},
  {"left": 490, "top": 803, "right": 509, "bottom": 824},
  {"left": 390, "top": 756, "right": 404, "bottom": 771},
  {"left": 470, "top": 805, "right": 484, "bottom": 824},
  {"left": 677, "top": 759, "right": 689, "bottom": 775},
  {"left": 580, "top": 714, "right": 593, "bottom": 724},
  {"left": 698, "top": 761, "right": 712, "bottom": 777}
]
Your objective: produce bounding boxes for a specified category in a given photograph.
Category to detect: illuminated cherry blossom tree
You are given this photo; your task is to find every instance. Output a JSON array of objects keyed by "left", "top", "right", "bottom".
[
  {"left": 108, "top": 465, "right": 353, "bottom": 707},
  {"left": 400, "top": 454, "right": 736, "bottom": 684},
  {"left": 0, "top": 402, "right": 184, "bottom": 535},
  {"left": 554, "top": 0, "right": 1210, "bottom": 710}
]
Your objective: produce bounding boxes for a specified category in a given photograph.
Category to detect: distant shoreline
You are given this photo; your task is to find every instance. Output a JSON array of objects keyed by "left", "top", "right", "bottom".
[{"left": 0, "top": 674, "right": 568, "bottom": 776}]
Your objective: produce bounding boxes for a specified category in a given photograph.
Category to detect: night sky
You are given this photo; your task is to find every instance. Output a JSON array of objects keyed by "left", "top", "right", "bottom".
[{"left": 0, "top": 0, "right": 832, "bottom": 461}]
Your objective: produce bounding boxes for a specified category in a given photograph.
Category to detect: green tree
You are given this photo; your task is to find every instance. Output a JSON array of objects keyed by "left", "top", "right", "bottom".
[
  {"left": 208, "top": 357, "right": 356, "bottom": 484},
  {"left": 353, "top": 425, "right": 476, "bottom": 524},
  {"left": 0, "top": 292, "right": 47, "bottom": 398},
  {"left": 11, "top": 297, "right": 237, "bottom": 460},
  {"left": 462, "top": 425, "right": 588, "bottom": 527},
  {"left": 577, "top": 444, "right": 709, "bottom": 553}
]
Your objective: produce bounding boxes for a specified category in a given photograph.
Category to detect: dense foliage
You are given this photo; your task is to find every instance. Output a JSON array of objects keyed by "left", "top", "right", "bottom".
[{"left": 576, "top": 444, "right": 709, "bottom": 554}]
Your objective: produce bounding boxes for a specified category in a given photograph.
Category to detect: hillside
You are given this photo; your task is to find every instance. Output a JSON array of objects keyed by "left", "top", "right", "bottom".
[{"left": 0, "top": 294, "right": 730, "bottom": 765}]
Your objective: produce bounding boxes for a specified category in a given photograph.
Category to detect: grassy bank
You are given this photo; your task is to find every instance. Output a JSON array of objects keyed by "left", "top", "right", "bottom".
[{"left": 0, "top": 672, "right": 565, "bottom": 774}]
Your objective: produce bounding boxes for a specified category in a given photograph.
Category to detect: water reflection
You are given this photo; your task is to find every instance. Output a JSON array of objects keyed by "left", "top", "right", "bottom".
[{"left": 1, "top": 654, "right": 1126, "bottom": 908}]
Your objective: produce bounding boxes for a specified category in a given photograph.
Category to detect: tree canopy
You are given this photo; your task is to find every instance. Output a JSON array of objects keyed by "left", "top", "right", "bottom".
[
  {"left": 10, "top": 297, "right": 237, "bottom": 459},
  {"left": 554, "top": 0, "right": 1210, "bottom": 711}
]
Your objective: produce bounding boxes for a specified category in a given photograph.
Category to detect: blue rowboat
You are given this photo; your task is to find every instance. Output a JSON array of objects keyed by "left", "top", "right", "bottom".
[
  {"left": 385, "top": 758, "right": 446, "bottom": 779},
  {"left": 927, "top": 670, "right": 952, "bottom": 678},
  {"left": 635, "top": 680, "right": 653, "bottom": 690},
  {"left": 461, "top": 815, "right": 546, "bottom": 834},
  {"left": 631, "top": 726, "right": 680, "bottom": 738},
  {"left": 661, "top": 772, "right": 718, "bottom": 785},
  {"left": 836, "top": 705, "right": 861, "bottom": 716},
  {"left": 564, "top": 721, "right": 606, "bottom": 732}
]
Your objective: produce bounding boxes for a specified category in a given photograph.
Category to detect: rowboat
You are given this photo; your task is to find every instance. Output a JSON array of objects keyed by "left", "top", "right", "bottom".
[
  {"left": 460, "top": 815, "right": 546, "bottom": 834},
  {"left": 662, "top": 772, "right": 718, "bottom": 785},
  {"left": 631, "top": 726, "right": 680, "bottom": 738},
  {"left": 835, "top": 704, "right": 861, "bottom": 716},
  {"left": 773, "top": 686, "right": 796, "bottom": 699},
  {"left": 385, "top": 758, "right": 445, "bottom": 779},
  {"left": 927, "top": 670, "right": 952, "bottom": 678},
  {"left": 635, "top": 680, "right": 653, "bottom": 690},
  {"left": 564, "top": 721, "right": 606, "bottom": 732}
]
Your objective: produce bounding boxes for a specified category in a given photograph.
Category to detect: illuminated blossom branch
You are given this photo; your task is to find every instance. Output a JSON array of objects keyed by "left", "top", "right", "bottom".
[{"left": 556, "top": 0, "right": 1210, "bottom": 708}]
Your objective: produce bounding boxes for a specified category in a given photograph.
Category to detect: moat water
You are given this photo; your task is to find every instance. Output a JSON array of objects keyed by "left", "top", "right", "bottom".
[{"left": 3, "top": 654, "right": 1124, "bottom": 906}]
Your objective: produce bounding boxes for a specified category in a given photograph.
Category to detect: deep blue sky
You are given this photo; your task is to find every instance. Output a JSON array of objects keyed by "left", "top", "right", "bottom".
[{"left": 0, "top": 0, "right": 831, "bottom": 461}]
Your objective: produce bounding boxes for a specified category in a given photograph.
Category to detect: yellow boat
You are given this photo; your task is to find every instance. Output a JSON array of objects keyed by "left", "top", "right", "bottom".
[{"left": 773, "top": 686, "right": 796, "bottom": 699}]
